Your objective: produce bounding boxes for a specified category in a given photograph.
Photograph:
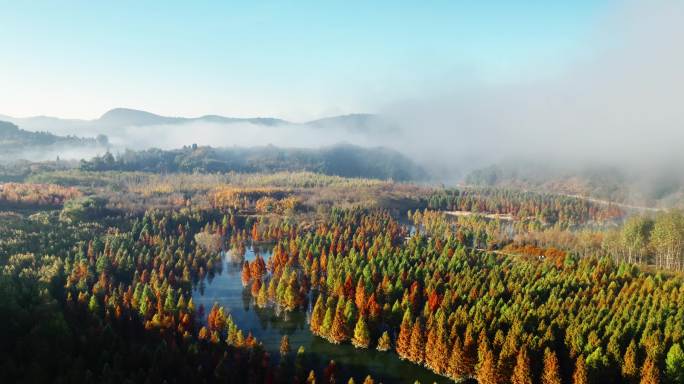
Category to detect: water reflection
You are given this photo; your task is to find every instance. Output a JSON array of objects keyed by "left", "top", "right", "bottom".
[{"left": 192, "top": 245, "right": 450, "bottom": 384}]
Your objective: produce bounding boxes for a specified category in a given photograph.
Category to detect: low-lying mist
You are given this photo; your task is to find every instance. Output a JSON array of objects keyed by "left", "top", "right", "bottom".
[{"left": 109, "top": 121, "right": 374, "bottom": 150}]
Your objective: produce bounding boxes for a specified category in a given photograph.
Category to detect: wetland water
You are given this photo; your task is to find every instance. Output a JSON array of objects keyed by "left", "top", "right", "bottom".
[{"left": 192, "top": 245, "right": 450, "bottom": 384}]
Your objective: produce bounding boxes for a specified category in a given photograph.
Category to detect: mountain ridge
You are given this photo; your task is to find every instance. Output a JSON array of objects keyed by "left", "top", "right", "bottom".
[{"left": 0, "top": 108, "right": 378, "bottom": 129}]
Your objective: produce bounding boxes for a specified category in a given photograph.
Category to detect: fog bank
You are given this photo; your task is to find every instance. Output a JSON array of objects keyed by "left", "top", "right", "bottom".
[{"left": 380, "top": 0, "right": 684, "bottom": 178}]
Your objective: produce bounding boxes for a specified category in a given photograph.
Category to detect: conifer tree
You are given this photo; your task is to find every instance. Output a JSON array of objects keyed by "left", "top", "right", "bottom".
[
  {"left": 640, "top": 357, "right": 660, "bottom": 384},
  {"left": 511, "top": 346, "right": 533, "bottom": 384},
  {"left": 542, "top": 348, "right": 562, "bottom": 384},
  {"left": 396, "top": 310, "right": 412, "bottom": 359},
  {"left": 241, "top": 261, "right": 251, "bottom": 285},
  {"left": 310, "top": 295, "right": 325, "bottom": 335},
  {"left": 408, "top": 318, "right": 425, "bottom": 364},
  {"left": 431, "top": 315, "right": 449, "bottom": 374},
  {"left": 198, "top": 326, "right": 209, "bottom": 341},
  {"left": 88, "top": 295, "right": 100, "bottom": 314},
  {"left": 329, "top": 307, "right": 350, "bottom": 344},
  {"left": 139, "top": 297, "right": 150, "bottom": 318},
  {"left": 355, "top": 279, "right": 366, "bottom": 311},
  {"left": 462, "top": 327, "right": 477, "bottom": 376},
  {"left": 425, "top": 326, "right": 437, "bottom": 369},
  {"left": 623, "top": 340, "right": 639, "bottom": 383},
  {"left": 306, "top": 370, "right": 316, "bottom": 384},
  {"left": 665, "top": 343, "right": 684, "bottom": 384},
  {"left": 448, "top": 335, "right": 467, "bottom": 380},
  {"left": 176, "top": 293, "right": 186, "bottom": 311},
  {"left": 376, "top": 331, "right": 391, "bottom": 352},
  {"left": 573, "top": 355, "right": 588, "bottom": 384},
  {"left": 164, "top": 288, "right": 175, "bottom": 313},
  {"left": 477, "top": 341, "right": 499, "bottom": 384},
  {"left": 497, "top": 332, "right": 517, "bottom": 380},
  {"left": 352, "top": 316, "right": 371, "bottom": 348},
  {"left": 320, "top": 306, "right": 334, "bottom": 337},
  {"left": 257, "top": 280, "right": 268, "bottom": 308},
  {"left": 284, "top": 284, "right": 298, "bottom": 311}
]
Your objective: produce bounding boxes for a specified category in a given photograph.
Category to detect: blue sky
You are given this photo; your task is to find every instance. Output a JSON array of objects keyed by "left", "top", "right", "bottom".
[{"left": 0, "top": 1, "right": 615, "bottom": 120}]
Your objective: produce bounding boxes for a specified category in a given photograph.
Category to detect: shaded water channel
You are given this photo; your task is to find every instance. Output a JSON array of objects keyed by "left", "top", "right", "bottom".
[{"left": 192, "top": 245, "right": 450, "bottom": 384}]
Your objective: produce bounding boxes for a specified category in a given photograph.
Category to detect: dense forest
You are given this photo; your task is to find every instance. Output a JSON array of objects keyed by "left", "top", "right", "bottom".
[
  {"left": 2, "top": 169, "right": 684, "bottom": 383},
  {"left": 78, "top": 144, "right": 426, "bottom": 182},
  {"left": 243, "top": 208, "right": 684, "bottom": 384},
  {"left": 426, "top": 188, "right": 624, "bottom": 226}
]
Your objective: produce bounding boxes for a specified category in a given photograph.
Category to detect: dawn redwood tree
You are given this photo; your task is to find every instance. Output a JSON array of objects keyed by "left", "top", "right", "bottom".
[
  {"left": 198, "top": 326, "right": 209, "bottom": 341},
  {"left": 310, "top": 295, "right": 325, "bottom": 335},
  {"left": 352, "top": 316, "right": 370, "bottom": 348},
  {"left": 447, "top": 336, "right": 468, "bottom": 380},
  {"left": 257, "top": 281, "right": 268, "bottom": 307},
  {"left": 573, "top": 356, "right": 588, "bottom": 384},
  {"left": 497, "top": 334, "right": 517, "bottom": 380},
  {"left": 408, "top": 318, "right": 426, "bottom": 364},
  {"left": 241, "top": 261, "right": 251, "bottom": 285},
  {"left": 511, "top": 346, "right": 533, "bottom": 384},
  {"left": 329, "top": 307, "right": 349, "bottom": 343},
  {"left": 431, "top": 326, "right": 449, "bottom": 374},
  {"left": 376, "top": 331, "right": 391, "bottom": 352},
  {"left": 252, "top": 224, "right": 259, "bottom": 242},
  {"left": 623, "top": 340, "right": 639, "bottom": 383},
  {"left": 476, "top": 341, "right": 499, "bottom": 384},
  {"left": 306, "top": 370, "right": 316, "bottom": 384},
  {"left": 425, "top": 324, "right": 437, "bottom": 369},
  {"left": 542, "top": 348, "right": 562, "bottom": 384},
  {"left": 396, "top": 310, "right": 412, "bottom": 359},
  {"left": 284, "top": 284, "right": 298, "bottom": 311},
  {"left": 88, "top": 295, "right": 99, "bottom": 314},
  {"left": 640, "top": 357, "right": 660, "bottom": 384},
  {"left": 462, "top": 328, "right": 478, "bottom": 376},
  {"left": 355, "top": 279, "right": 366, "bottom": 312},
  {"left": 665, "top": 343, "right": 684, "bottom": 384}
]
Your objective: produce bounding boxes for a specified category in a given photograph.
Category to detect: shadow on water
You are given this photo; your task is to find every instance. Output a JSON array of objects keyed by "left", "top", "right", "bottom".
[{"left": 192, "top": 246, "right": 451, "bottom": 384}]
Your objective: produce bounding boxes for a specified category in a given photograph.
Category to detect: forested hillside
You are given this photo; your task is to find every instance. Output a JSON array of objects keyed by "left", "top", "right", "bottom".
[
  {"left": 79, "top": 144, "right": 426, "bottom": 181},
  {"left": 0, "top": 120, "right": 105, "bottom": 154}
]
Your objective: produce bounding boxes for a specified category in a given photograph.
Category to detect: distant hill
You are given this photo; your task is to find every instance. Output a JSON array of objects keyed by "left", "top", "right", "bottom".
[
  {"left": 80, "top": 143, "right": 426, "bottom": 181},
  {"left": 306, "top": 114, "right": 393, "bottom": 133},
  {"left": 0, "top": 108, "right": 386, "bottom": 135},
  {"left": 97, "top": 108, "right": 289, "bottom": 127},
  {"left": 97, "top": 108, "right": 184, "bottom": 126}
]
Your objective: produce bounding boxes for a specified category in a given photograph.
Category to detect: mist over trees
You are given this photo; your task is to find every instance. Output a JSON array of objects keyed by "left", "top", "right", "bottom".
[{"left": 79, "top": 144, "right": 426, "bottom": 182}]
